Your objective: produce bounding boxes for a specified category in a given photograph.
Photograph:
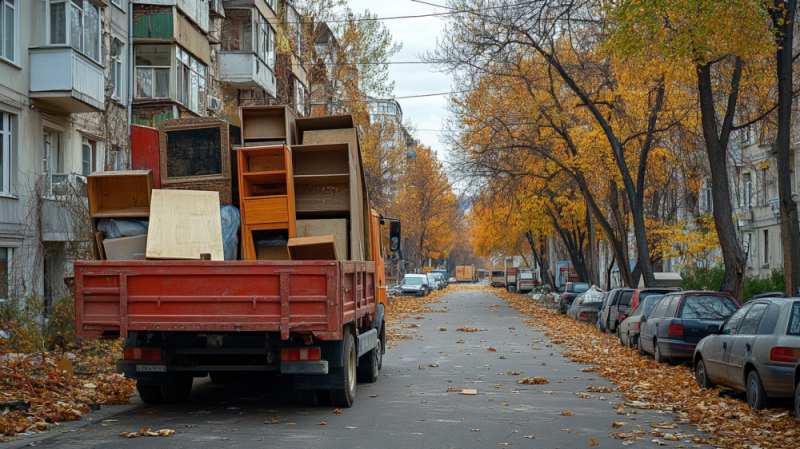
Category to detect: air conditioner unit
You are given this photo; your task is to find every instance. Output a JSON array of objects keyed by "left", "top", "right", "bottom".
[{"left": 207, "top": 96, "right": 223, "bottom": 112}]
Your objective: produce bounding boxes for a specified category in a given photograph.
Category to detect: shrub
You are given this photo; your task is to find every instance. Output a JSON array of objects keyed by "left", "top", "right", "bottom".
[{"left": 681, "top": 266, "right": 786, "bottom": 302}]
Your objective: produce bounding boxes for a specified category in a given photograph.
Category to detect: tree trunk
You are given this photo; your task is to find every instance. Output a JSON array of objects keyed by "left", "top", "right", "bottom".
[
  {"left": 587, "top": 203, "right": 597, "bottom": 285},
  {"left": 525, "top": 231, "right": 554, "bottom": 286},
  {"left": 772, "top": 0, "right": 800, "bottom": 296},
  {"left": 696, "top": 61, "right": 746, "bottom": 300}
]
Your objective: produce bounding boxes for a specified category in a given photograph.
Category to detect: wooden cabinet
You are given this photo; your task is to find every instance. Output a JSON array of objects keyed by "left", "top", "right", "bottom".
[
  {"left": 240, "top": 105, "right": 297, "bottom": 147},
  {"left": 157, "top": 117, "right": 235, "bottom": 205},
  {"left": 237, "top": 145, "right": 296, "bottom": 260}
]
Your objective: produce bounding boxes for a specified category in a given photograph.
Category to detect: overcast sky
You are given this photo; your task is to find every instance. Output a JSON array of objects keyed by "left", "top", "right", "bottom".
[{"left": 345, "top": 0, "right": 452, "bottom": 158}]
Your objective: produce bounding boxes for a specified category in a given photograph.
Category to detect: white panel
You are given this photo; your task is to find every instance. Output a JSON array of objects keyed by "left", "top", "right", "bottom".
[{"left": 30, "top": 49, "right": 73, "bottom": 92}]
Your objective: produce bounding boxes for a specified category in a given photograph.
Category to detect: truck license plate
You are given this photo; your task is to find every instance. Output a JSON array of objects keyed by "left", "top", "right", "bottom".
[{"left": 136, "top": 365, "right": 166, "bottom": 372}]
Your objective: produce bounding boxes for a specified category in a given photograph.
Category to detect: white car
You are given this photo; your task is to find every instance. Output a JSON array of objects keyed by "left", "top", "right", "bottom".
[
  {"left": 400, "top": 274, "right": 431, "bottom": 297},
  {"left": 427, "top": 273, "right": 442, "bottom": 290}
]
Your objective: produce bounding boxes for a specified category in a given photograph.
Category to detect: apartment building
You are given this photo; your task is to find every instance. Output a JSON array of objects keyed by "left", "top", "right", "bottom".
[
  {"left": 0, "top": 0, "right": 130, "bottom": 303},
  {"left": 732, "top": 130, "right": 794, "bottom": 279}
]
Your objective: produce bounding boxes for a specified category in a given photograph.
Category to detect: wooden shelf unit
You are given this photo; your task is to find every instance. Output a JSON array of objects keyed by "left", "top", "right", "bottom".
[
  {"left": 237, "top": 145, "right": 296, "bottom": 260},
  {"left": 240, "top": 105, "right": 298, "bottom": 148}
]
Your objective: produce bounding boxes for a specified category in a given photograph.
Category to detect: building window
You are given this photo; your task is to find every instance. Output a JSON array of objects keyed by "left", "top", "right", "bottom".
[
  {"left": 221, "top": 10, "right": 253, "bottom": 52},
  {"left": 286, "top": 2, "right": 301, "bottom": 57},
  {"left": 743, "top": 173, "right": 752, "bottom": 208},
  {"left": 705, "top": 185, "right": 713, "bottom": 213},
  {"left": 743, "top": 232, "right": 753, "bottom": 268},
  {"left": 0, "top": 0, "right": 16, "bottom": 63},
  {"left": 258, "top": 16, "right": 275, "bottom": 69},
  {"left": 112, "top": 0, "right": 121, "bottom": 7},
  {"left": 49, "top": 0, "right": 101, "bottom": 63},
  {"left": 762, "top": 167, "right": 769, "bottom": 204},
  {"left": 295, "top": 80, "right": 306, "bottom": 116},
  {"left": 81, "top": 138, "right": 95, "bottom": 176},
  {"left": 0, "top": 112, "right": 12, "bottom": 194},
  {"left": 266, "top": 0, "right": 277, "bottom": 12},
  {"left": 176, "top": 47, "right": 205, "bottom": 114},
  {"left": 0, "top": 248, "right": 10, "bottom": 298},
  {"left": 763, "top": 229, "right": 769, "bottom": 265},
  {"left": 110, "top": 40, "right": 124, "bottom": 101},
  {"left": 135, "top": 45, "right": 171, "bottom": 99}
]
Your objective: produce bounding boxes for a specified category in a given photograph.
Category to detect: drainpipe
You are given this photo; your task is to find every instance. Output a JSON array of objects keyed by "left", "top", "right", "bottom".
[{"left": 128, "top": 0, "right": 133, "bottom": 134}]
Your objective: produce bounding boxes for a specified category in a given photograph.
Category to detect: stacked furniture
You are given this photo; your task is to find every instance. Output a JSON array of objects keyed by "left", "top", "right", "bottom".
[
  {"left": 88, "top": 170, "right": 153, "bottom": 260},
  {"left": 237, "top": 145, "right": 296, "bottom": 260},
  {"left": 157, "top": 117, "right": 239, "bottom": 205}
]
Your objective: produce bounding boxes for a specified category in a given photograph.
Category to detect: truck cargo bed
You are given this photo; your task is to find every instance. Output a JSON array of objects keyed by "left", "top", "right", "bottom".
[{"left": 75, "top": 260, "right": 376, "bottom": 340}]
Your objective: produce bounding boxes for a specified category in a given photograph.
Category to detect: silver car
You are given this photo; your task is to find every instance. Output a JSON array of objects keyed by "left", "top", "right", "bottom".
[
  {"left": 693, "top": 294, "right": 800, "bottom": 410},
  {"left": 618, "top": 294, "right": 663, "bottom": 348},
  {"left": 567, "top": 292, "right": 605, "bottom": 323}
]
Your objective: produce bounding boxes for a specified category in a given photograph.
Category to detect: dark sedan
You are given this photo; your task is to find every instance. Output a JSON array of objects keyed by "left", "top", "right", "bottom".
[
  {"left": 694, "top": 295, "right": 800, "bottom": 410},
  {"left": 639, "top": 291, "right": 739, "bottom": 364}
]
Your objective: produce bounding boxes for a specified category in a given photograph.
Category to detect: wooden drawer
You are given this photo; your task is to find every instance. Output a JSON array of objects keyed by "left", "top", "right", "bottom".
[{"left": 243, "top": 197, "right": 289, "bottom": 224}]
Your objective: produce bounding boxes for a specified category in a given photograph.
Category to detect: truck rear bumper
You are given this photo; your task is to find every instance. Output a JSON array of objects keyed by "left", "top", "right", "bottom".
[{"left": 281, "top": 361, "right": 329, "bottom": 375}]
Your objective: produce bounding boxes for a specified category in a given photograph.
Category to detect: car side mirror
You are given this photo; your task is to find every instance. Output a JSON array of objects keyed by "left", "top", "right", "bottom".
[{"left": 706, "top": 324, "right": 720, "bottom": 334}]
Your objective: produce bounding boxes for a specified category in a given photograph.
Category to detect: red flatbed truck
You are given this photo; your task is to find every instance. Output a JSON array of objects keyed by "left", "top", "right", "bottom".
[{"left": 74, "top": 210, "right": 400, "bottom": 408}]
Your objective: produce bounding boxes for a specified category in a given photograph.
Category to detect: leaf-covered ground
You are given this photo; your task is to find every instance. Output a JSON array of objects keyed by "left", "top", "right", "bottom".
[
  {"left": 0, "top": 340, "right": 135, "bottom": 440},
  {"left": 490, "top": 286, "right": 800, "bottom": 449}
]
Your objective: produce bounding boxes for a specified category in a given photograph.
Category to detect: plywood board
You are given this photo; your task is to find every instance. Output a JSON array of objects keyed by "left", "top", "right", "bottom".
[
  {"left": 297, "top": 219, "right": 347, "bottom": 261},
  {"left": 146, "top": 190, "right": 224, "bottom": 260}
]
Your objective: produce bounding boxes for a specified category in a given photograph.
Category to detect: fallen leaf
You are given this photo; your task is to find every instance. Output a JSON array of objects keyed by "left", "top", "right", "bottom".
[
  {"left": 488, "top": 347, "right": 497, "bottom": 352},
  {"left": 332, "top": 409, "right": 342, "bottom": 414},
  {"left": 523, "top": 435, "right": 535, "bottom": 439},
  {"left": 517, "top": 377, "right": 548, "bottom": 385},
  {"left": 561, "top": 412, "right": 574, "bottom": 416},
  {"left": 318, "top": 422, "right": 326, "bottom": 425}
]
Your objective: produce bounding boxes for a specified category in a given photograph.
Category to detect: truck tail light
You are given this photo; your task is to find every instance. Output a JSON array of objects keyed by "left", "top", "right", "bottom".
[
  {"left": 124, "top": 347, "right": 162, "bottom": 361},
  {"left": 769, "top": 347, "right": 800, "bottom": 363},
  {"left": 281, "top": 347, "right": 321, "bottom": 362},
  {"left": 668, "top": 325, "right": 684, "bottom": 336}
]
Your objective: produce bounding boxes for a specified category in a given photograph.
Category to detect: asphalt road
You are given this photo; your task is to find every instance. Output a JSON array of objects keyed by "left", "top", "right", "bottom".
[{"left": 18, "top": 287, "right": 714, "bottom": 448}]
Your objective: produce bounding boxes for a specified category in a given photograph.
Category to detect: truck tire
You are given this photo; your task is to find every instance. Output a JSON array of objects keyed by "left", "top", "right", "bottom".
[
  {"left": 137, "top": 384, "right": 164, "bottom": 404},
  {"left": 357, "top": 339, "right": 380, "bottom": 383},
  {"left": 330, "top": 332, "right": 357, "bottom": 408},
  {"left": 298, "top": 390, "right": 323, "bottom": 407},
  {"left": 161, "top": 374, "right": 193, "bottom": 403}
]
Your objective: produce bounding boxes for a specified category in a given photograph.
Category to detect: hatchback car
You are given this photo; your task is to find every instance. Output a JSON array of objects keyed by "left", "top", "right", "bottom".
[
  {"left": 618, "top": 294, "right": 664, "bottom": 348},
  {"left": 400, "top": 274, "right": 431, "bottom": 297},
  {"left": 559, "top": 282, "right": 590, "bottom": 313},
  {"left": 568, "top": 291, "right": 606, "bottom": 323},
  {"left": 694, "top": 295, "right": 800, "bottom": 410},
  {"left": 597, "top": 289, "right": 633, "bottom": 333},
  {"left": 639, "top": 291, "right": 739, "bottom": 364}
]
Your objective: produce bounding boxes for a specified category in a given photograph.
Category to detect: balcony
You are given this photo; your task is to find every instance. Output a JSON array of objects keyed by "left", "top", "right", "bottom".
[
  {"left": 29, "top": 48, "right": 105, "bottom": 113},
  {"left": 219, "top": 52, "right": 276, "bottom": 96},
  {"left": 134, "top": 0, "right": 209, "bottom": 34}
]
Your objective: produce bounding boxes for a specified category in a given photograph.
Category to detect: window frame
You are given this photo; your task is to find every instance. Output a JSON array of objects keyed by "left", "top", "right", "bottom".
[
  {"left": 763, "top": 229, "right": 769, "bottom": 265},
  {"left": 0, "top": 247, "right": 12, "bottom": 300},
  {"left": 0, "top": 112, "right": 12, "bottom": 194},
  {"left": 175, "top": 47, "right": 206, "bottom": 115},
  {"left": 110, "top": 39, "right": 124, "bottom": 102},
  {"left": 134, "top": 44, "right": 172, "bottom": 100},
  {"left": 743, "top": 172, "right": 752, "bottom": 208},
  {"left": 295, "top": 79, "right": 306, "bottom": 116},
  {"left": 47, "top": 0, "right": 102, "bottom": 63},
  {"left": 0, "top": 0, "right": 18, "bottom": 64}
]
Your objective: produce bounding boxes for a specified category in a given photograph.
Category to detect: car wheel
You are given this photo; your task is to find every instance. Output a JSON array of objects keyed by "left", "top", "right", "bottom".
[
  {"left": 795, "top": 382, "right": 800, "bottom": 418},
  {"left": 746, "top": 370, "right": 770, "bottom": 410},
  {"left": 330, "top": 332, "right": 357, "bottom": 408},
  {"left": 161, "top": 374, "right": 193, "bottom": 403},
  {"left": 654, "top": 340, "right": 665, "bottom": 364},
  {"left": 695, "top": 358, "right": 715, "bottom": 389},
  {"left": 137, "top": 384, "right": 164, "bottom": 404},
  {"left": 638, "top": 336, "right": 647, "bottom": 357},
  {"left": 298, "top": 390, "right": 323, "bottom": 407}
]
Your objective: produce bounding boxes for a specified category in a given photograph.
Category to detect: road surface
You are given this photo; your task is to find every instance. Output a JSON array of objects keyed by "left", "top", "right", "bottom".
[{"left": 16, "top": 287, "right": 712, "bottom": 448}]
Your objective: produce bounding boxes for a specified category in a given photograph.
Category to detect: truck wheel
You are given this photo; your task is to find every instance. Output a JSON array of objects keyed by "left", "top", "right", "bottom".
[
  {"left": 137, "top": 384, "right": 164, "bottom": 404},
  {"left": 330, "top": 332, "right": 357, "bottom": 408},
  {"left": 298, "top": 390, "right": 322, "bottom": 407},
  {"left": 161, "top": 374, "right": 193, "bottom": 403},
  {"left": 357, "top": 339, "right": 380, "bottom": 383}
]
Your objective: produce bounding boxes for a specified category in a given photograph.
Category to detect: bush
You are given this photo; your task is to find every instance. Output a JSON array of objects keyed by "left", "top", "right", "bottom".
[
  {"left": 0, "top": 294, "right": 77, "bottom": 354},
  {"left": 681, "top": 266, "right": 786, "bottom": 302}
]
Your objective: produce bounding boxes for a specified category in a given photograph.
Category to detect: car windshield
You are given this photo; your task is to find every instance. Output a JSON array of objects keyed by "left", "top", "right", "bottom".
[
  {"left": 571, "top": 283, "right": 590, "bottom": 293},
  {"left": 641, "top": 295, "right": 663, "bottom": 316},
  {"left": 403, "top": 277, "right": 423, "bottom": 286},
  {"left": 789, "top": 302, "right": 800, "bottom": 335},
  {"left": 679, "top": 295, "right": 739, "bottom": 320}
]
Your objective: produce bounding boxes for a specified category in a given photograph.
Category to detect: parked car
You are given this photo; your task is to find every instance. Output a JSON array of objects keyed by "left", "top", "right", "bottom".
[
  {"left": 559, "top": 282, "right": 590, "bottom": 313},
  {"left": 615, "top": 289, "right": 676, "bottom": 338},
  {"left": 568, "top": 290, "right": 606, "bottom": 323},
  {"left": 400, "top": 274, "right": 431, "bottom": 297},
  {"left": 597, "top": 289, "right": 633, "bottom": 332},
  {"left": 436, "top": 273, "right": 448, "bottom": 287},
  {"left": 490, "top": 270, "right": 505, "bottom": 287},
  {"left": 448, "top": 276, "right": 457, "bottom": 283},
  {"left": 639, "top": 291, "right": 739, "bottom": 364},
  {"left": 426, "top": 273, "right": 442, "bottom": 290},
  {"left": 516, "top": 269, "right": 535, "bottom": 293},
  {"left": 618, "top": 294, "right": 664, "bottom": 348},
  {"left": 694, "top": 294, "right": 800, "bottom": 410}
]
